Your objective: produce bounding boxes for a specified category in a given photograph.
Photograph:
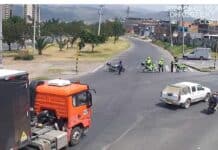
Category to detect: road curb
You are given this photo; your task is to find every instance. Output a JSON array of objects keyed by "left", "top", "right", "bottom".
[{"left": 183, "top": 64, "right": 212, "bottom": 72}]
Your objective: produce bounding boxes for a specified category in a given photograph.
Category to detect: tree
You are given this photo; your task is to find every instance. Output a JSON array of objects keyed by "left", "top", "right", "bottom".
[
  {"left": 70, "top": 36, "right": 78, "bottom": 48},
  {"left": 112, "top": 19, "right": 125, "bottom": 43},
  {"left": 78, "top": 39, "right": 85, "bottom": 51},
  {"left": 3, "top": 16, "right": 26, "bottom": 51},
  {"left": 35, "top": 37, "right": 49, "bottom": 55},
  {"left": 56, "top": 37, "right": 67, "bottom": 51}
]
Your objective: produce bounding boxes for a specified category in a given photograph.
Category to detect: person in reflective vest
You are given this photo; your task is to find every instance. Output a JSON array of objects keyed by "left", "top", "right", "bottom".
[
  {"left": 145, "top": 56, "right": 152, "bottom": 71},
  {"left": 158, "top": 58, "right": 164, "bottom": 72}
]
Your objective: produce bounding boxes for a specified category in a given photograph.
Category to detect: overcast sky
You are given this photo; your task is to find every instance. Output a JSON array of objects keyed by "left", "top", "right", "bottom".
[{"left": 129, "top": 5, "right": 218, "bottom": 20}]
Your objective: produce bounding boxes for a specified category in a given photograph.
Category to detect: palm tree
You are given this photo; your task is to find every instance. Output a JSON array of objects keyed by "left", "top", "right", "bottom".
[
  {"left": 56, "top": 36, "right": 67, "bottom": 51},
  {"left": 35, "top": 37, "right": 49, "bottom": 55}
]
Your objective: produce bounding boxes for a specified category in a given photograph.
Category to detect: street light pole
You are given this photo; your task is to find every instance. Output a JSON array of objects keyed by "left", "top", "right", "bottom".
[
  {"left": 98, "top": 5, "right": 103, "bottom": 36},
  {"left": 214, "top": 40, "right": 217, "bottom": 69},
  {"left": 33, "top": 17, "right": 36, "bottom": 54},
  {"left": 181, "top": 4, "right": 185, "bottom": 56},
  {"left": 169, "top": 10, "right": 173, "bottom": 47},
  {"left": 38, "top": 4, "right": 40, "bottom": 37}
]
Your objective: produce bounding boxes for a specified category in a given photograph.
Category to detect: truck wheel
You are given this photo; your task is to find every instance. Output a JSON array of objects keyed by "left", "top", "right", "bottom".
[
  {"left": 200, "top": 56, "right": 204, "bottom": 60},
  {"left": 183, "top": 99, "right": 191, "bottom": 109},
  {"left": 70, "top": 127, "right": 82, "bottom": 146},
  {"left": 204, "top": 93, "right": 210, "bottom": 102},
  {"left": 183, "top": 56, "right": 188, "bottom": 60}
]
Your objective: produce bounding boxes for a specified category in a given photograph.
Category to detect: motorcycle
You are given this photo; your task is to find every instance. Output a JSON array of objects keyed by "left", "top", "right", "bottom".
[
  {"left": 140, "top": 62, "right": 157, "bottom": 72},
  {"left": 175, "top": 63, "right": 188, "bottom": 72},
  {"left": 105, "top": 62, "right": 125, "bottom": 73},
  {"left": 207, "top": 94, "right": 218, "bottom": 114}
]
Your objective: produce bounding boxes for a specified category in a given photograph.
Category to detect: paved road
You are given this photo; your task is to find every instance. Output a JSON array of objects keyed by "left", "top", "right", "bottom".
[{"left": 71, "top": 38, "right": 218, "bottom": 150}]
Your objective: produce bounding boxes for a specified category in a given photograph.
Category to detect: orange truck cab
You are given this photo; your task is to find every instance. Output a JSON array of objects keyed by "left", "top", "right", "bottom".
[{"left": 31, "top": 79, "right": 93, "bottom": 146}]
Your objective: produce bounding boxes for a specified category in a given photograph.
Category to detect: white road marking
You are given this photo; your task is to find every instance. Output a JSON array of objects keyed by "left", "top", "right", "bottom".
[
  {"left": 102, "top": 115, "right": 144, "bottom": 150},
  {"left": 92, "top": 64, "right": 104, "bottom": 73}
]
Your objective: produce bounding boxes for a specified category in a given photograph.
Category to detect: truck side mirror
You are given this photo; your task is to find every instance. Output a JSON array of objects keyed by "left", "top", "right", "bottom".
[{"left": 87, "top": 91, "right": 92, "bottom": 107}]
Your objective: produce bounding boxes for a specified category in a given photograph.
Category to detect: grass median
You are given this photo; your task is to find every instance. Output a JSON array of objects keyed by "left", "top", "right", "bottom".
[
  {"left": 152, "top": 40, "right": 193, "bottom": 57},
  {"left": 2, "top": 37, "right": 130, "bottom": 79}
]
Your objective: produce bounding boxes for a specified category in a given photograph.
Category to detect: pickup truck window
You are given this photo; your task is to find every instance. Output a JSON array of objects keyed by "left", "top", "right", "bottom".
[
  {"left": 181, "top": 87, "right": 190, "bottom": 95},
  {"left": 197, "top": 85, "right": 204, "bottom": 91},
  {"left": 192, "top": 86, "right": 196, "bottom": 92}
]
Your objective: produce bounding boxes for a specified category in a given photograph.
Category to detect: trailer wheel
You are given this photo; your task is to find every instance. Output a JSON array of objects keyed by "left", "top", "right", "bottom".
[{"left": 70, "top": 127, "right": 82, "bottom": 146}]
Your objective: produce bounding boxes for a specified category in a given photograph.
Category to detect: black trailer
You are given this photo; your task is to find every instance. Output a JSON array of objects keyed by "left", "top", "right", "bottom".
[{"left": 0, "top": 69, "right": 31, "bottom": 150}]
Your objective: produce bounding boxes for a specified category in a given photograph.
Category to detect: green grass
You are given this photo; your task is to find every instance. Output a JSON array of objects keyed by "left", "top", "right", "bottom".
[
  {"left": 48, "top": 68, "right": 65, "bottom": 74},
  {"left": 1, "top": 50, "right": 19, "bottom": 57},
  {"left": 79, "top": 37, "right": 130, "bottom": 61},
  {"left": 211, "top": 52, "right": 218, "bottom": 59},
  {"left": 32, "top": 76, "right": 50, "bottom": 80},
  {"left": 152, "top": 40, "right": 194, "bottom": 57}
]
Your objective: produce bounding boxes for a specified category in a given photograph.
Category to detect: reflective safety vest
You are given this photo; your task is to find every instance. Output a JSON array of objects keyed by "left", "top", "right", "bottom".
[
  {"left": 146, "top": 59, "right": 152, "bottom": 65},
  {"left": 159, "top": 60, "right": 164, "bottom": 65}
]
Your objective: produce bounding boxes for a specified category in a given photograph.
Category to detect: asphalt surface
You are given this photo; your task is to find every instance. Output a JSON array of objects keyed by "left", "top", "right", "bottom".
[{"left": 71, "top": 37, "right": 218, "bottom": 150}]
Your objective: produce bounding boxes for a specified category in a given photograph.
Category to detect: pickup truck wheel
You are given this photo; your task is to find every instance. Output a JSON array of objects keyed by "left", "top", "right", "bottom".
[
  {"left": 204, "top": 93, "right": 210, "bottom": 102},
  {"left": 183, "top": 99, "right": 191, "bottom": 109},
  {"left": 183, "top": 56, "right": 188, "bottom": 60},
  {"left": 70, "top": 127, "right": 82, "bottom": 146}
]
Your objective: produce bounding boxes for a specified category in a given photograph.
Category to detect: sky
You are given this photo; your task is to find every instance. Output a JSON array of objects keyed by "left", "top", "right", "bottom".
[{"left": 129, "top": 5, "right": 218, "bottom": 20}]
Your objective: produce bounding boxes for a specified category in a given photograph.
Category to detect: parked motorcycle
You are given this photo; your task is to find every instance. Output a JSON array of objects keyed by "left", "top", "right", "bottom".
[
  {"left": 175, "top": 63, "right": 188, "bottom": 72},
  {"left": 105, "top": 62, "right": 125, "bottom": 73},
  {"left": 140, "top": 62, "right": 157, "bottom": 72}
]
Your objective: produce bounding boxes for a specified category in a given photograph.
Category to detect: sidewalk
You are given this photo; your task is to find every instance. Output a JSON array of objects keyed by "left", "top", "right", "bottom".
[{"left": 179, "top": 59, "right": 218, "bottom": 72}]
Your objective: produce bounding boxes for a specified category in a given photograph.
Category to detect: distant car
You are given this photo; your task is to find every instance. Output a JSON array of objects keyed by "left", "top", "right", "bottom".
[
  {"left": 160, "top": 82, "right": 211, "bottom": 108},
  {"left": 183, "top": 47, "right": 211, "bottom": 60}
]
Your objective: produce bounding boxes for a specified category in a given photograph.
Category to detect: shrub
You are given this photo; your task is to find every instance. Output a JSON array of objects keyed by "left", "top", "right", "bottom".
[{"left": 14, "top": 50, "right": 34, "bottom": 60}]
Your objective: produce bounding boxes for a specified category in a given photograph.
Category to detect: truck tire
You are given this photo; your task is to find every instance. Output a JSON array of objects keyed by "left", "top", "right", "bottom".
[
  {"left": 182, "top": 99, "right": 191, "bottom": 109},
  {"left": 183, "top": 56, "right": 188, "bottom": 60},
  {"left": 200, "top": 56, "right": 204, "bottom": 60},
  {"left": 70, "top": 127, "right": 82, "bottom": 146},
  {"left": 204, "top": 93, "right": 210, "bottom": 102}
]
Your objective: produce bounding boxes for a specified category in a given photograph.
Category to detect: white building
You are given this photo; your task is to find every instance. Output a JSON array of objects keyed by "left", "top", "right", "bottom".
[
  {"left": 2, "top": 4, "right": 12, "bottom": 20},
  {"left": 24, "top": 4, "right": 40, "bottom": 24}
]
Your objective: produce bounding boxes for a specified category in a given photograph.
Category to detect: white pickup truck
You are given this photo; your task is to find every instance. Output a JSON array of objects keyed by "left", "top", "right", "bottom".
[{"left": 160, "top": 82, "right": 211, "bottom": 108}]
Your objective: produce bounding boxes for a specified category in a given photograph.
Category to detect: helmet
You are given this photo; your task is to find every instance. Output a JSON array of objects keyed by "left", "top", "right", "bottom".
[
  {"left": 161, "top": 58, "right": 164, "bottom": 61},
  {"left": 147, "top": 56, "right": 151, "bottom": 59}
]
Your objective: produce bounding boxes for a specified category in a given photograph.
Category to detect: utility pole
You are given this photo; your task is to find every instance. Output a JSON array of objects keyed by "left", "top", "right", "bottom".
[
  {"left": 181, "top": 4, "right": 185, "bottom": 56},
  {"left": 214, "top": 40, "right": 217, "bottom": 69},
  {"left": 180, "top": 4, "right": 189, "bottom": 56},
  {"left": 98, "top": 5, "right": 103, "bottom": 36},
  {"left": 126, "top": 6, "right": 130, "bottom": 19},
  {"left": 33, "top": 5, "right": 37, "bottom": 54},
  {"left": 169, "top": 10, "right": 173, "bottom": 47},
  {"left": 38, "top": 5, "right": 40, "bottom": 37},
  {"left": 33, "top": 15, "right": 36, "bottom": 54},
  {"left": 0, "top": 5, "right": 3, "bottom": 68}
]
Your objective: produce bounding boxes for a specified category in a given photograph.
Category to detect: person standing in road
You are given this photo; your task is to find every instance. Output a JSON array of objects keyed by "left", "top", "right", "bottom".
[
  {"left": 158, "top": 58, "right": 164, "bottom": 72},
  {"left": 118, "top": 60, "right": 123, "bottom": 75},
  {"left": 171, "top": 61, "right": 174, "bottom": 72}
]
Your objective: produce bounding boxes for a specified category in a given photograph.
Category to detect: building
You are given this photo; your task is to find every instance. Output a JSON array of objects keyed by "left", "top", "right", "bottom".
[
  {"left": 2, "top": 4, "right": 12, "bottom": 20},
  {"left": 24, "top": 4, "right": 40, "bottom": 24}
]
